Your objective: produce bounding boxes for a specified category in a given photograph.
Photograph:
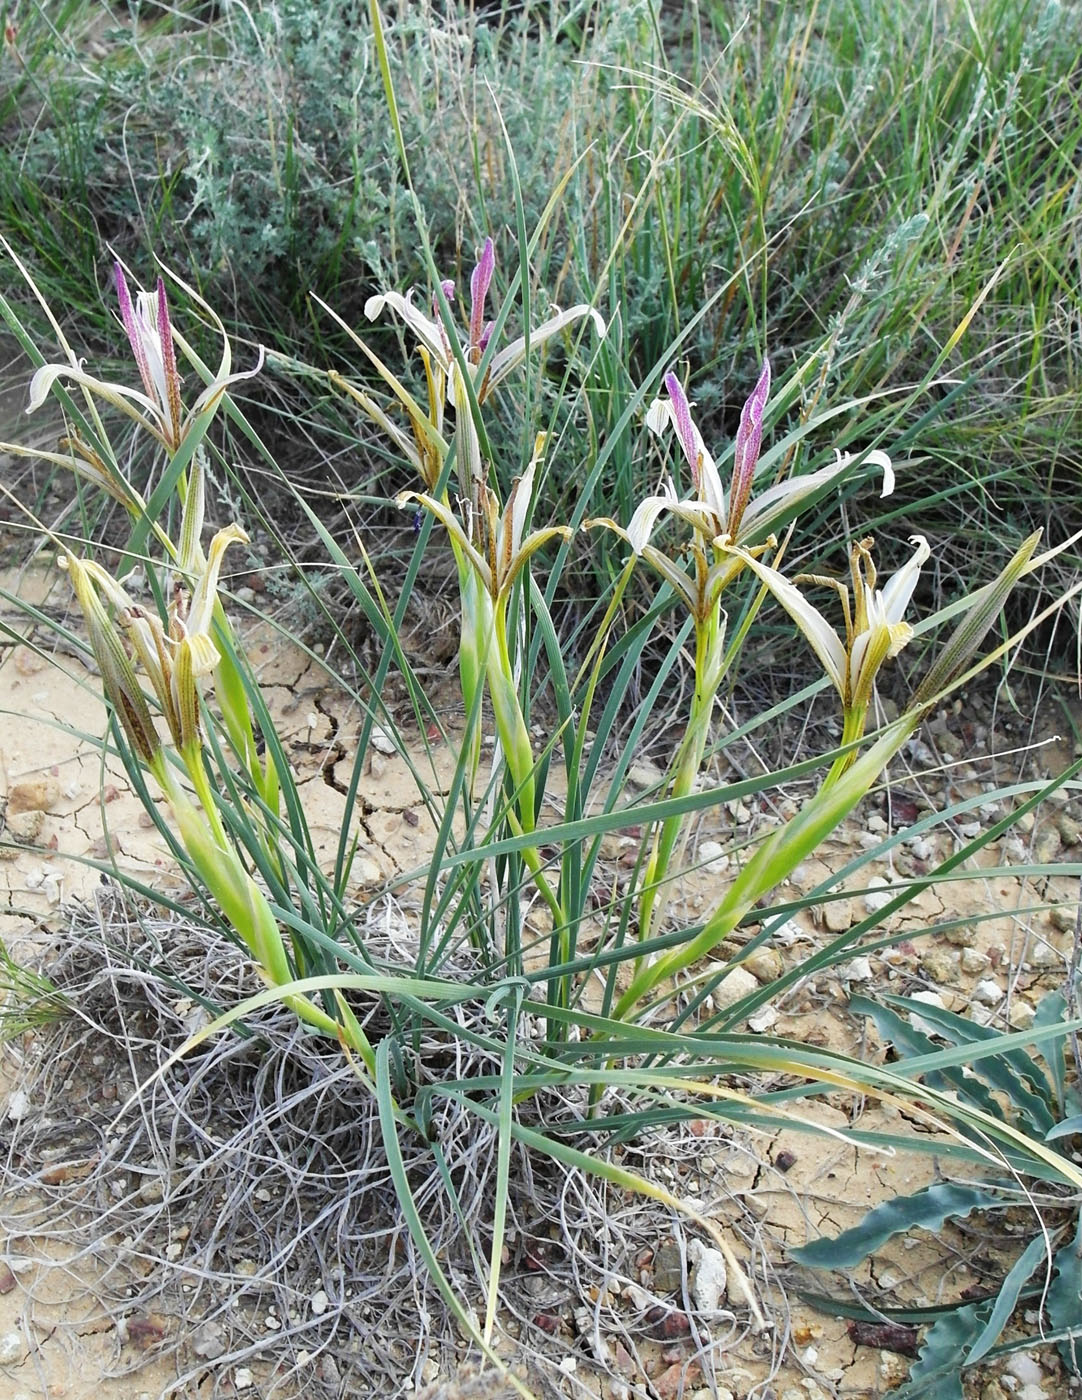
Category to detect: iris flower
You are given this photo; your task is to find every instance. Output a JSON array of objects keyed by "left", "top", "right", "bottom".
[
  {"left": 364, "top": 236, "right": 605, "bottom": 408},
  {"left": 27, "top": 263, "right": 263, "bottom": 456},
  {"left": 728, "top": 532, "right": 931, "bottom": 765},
  {"left": 598, "top": 365, "right": 895, "bottom": 620}
]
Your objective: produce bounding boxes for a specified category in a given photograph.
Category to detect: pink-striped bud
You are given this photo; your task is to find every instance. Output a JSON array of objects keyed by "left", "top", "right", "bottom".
[
  {"left": 663, "top": 371, "right": 702, "bottom": 488},
  {"left": 469, "top": 237, "right": 495, "bottom": 360},
  {"left": 727, "top": 357, "right": 770, "bottom": 540}
]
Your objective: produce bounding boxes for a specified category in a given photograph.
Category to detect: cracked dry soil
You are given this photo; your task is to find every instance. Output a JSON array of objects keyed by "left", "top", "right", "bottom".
[{"left": 1, "top": 563, "right": 1080, "bottom": 1400}]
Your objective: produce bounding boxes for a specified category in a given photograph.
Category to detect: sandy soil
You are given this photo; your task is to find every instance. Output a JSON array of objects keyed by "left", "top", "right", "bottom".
[{"left": 1, "top": 561, "right": 1080, "bottom": 1400}]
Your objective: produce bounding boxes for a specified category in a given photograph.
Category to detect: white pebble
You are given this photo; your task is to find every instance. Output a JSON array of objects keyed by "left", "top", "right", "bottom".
[
  {"left": 689, "top": 1243, "right": 728, "bottom": 1312},
  {"left": 772, "top": 918, "right": 812, "bottom": 946},
  {"left": 863, "top": 877, "right": 893, "bottom": 913},
  {"left": 233, "top": 1368, "right": 254, "bottom": 1392},
  {"left": 6, "top": 1089, "right": 31, "bottom": 1121},
  {"left": 748, "top": 1005, "right": 778, "bottom": 1033},
  {"left": 697, "top": 840, "right": 729, "bottom": 874},
  {"left": 370, "top": 725, "right": 397, "bottom": 756},
  {"left": 909, "top": 990, "right": 945, "bottom": 1036},
  {"left": 840, "top": 956, "right": 874, "bottom": 984},
  {"left": 1007, "top": 1353, "right": 1046, "bottom": 1387},
  {"left": 0, "top": 1332, "right": 24, "bottom": 1363},
  {"left": 973, "top": 979, "right": 1002, "bottom": 1005},
  {"left": 310, "top": 1289, "right": 329, "bottom": 1316}
]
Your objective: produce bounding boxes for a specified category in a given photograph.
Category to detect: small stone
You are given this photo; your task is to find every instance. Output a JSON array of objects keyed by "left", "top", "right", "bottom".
[
  {"left": 0, "top": 1262, "right": 15, "bottom": 1295},
  {"left": 0, "top": 1331, "right": 23, "bottom": 1363},
  {"left": 973, "top": 979, "right": 1002, "bottom": 1006},
  {"left": 6, "top": 1089, "right": 31, "bottom": 1121},
  {"left": 1006, "top": 1353, "right": 1045, "bottom": 1387},
  {"left": 628, "top": 762, "right": 664, "bottom": 790},
  {"left": 742, "top": 947, "right": 783, "bottom": 984},
  {"left": 909, "top": 990, "right": 946, "bottom": 1036},
  {"left": 191, "top": 1323, "right": 226, "bottom": 1360},
  {"left": 1028, "top": 938, "right": 1061, "bottom": 969},
  {"left": 863, "top": 878, "right": 893, "bottom": 913},
  {"left": 1033, "top": 828, "right": 1062, "bottom": 864},
  {"left": 705, "top": 965, "right": 759, "bottom": 1009},
  {"left": 165, "top": 1242, "right": 182, "bottom": 1261},
  {"left": 652, "top": 1243, "right": 684, "bottom": 1292},
  {"left": 1008, "top": 1001, "right": 1036, "bottom": 1030},
  {"left": 1056, "top": 812, "right": 1081, "bottom": 846},
  {"left": 956, "top": 819, "right": 982, "bottom": 839},
  {"left": 1050, "top": 904, "right": 1079, "bottom": 933},
  {"left": 233, "top": 1368, "right": 254, "bottom": 1391},
  {"left": 920, "top": 949, "right": 959, "bottom": 985},
  {"left": 234, "top": 586, "right": 256, "bottom": 605},
  {"left": 773, "top": 918, "right": 814, "bottom": 947},
  {"left": 689, "top": 1243, "right": 727, "bottom": 1312},
  {"left": 138, "top": 1176, "right": 165, "bottom": 1205},
  {"left": 3, "top": 809, "right": 44, "bottom": 844},
  {"left": 960, "top": 948, "right": 990, "bottom": 975},
  {"left": 821, "top": 898, "right": 852, "bottom": 933},
  {"left": 697, "top": 840, "right": 729, "bottom": 874},
  {"left": 879, "top": 1351, "right": 909, "bottom": 1386},
  {"left": 370, "top": 725, "right": 397, "bottom": 756},
  {"left": 945, "top": 924, "right": 978, "bottom": 947},
  {"left": 840, "top": 956, "right": 874, "bottom": 984},
  {"left": 906, "top": 836, "right": 935, "bottom": 861},
  {"left": 1018, "top": 1387, "right": 1047, "bottom": 1400},
  {"left": 310, "top": 1288, "right": 329, "bottom": 1316},
  {"left": 6, "top": 777, "right": 60, "bottom": 815},
  {"left": 353, "top": 855, "right": 382, "bottom": 887},
  {"left": 747, "top": 1005, "right": 777, "bottom": 1033}
]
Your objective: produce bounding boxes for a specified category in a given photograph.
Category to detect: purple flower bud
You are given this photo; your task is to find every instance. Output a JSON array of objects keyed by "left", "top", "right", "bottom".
[
  {"left": 156, "top": 277, "right": 183, "bottom": 449},
  {"left": 469, "top": 236, "right": 495, "bottom": 358},
  {"left": 664, "top": 371, "right": 702, "bottom": 488},
  {"left": 727, "top": 357, "right": 770, "bottom": 540},
  {"left": 431, "top": 278, "right": 456, "bottom": 318}
]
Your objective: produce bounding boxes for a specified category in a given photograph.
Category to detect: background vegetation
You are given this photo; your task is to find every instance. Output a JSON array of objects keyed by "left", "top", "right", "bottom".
[{"left": 2, "top": 0, "right": 1080, "bottom": 650}]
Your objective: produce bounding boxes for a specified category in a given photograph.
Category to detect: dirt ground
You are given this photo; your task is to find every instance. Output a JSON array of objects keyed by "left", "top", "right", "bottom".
[{"left": 1, "top": 561, "right": 1080, "bottom": 1400}]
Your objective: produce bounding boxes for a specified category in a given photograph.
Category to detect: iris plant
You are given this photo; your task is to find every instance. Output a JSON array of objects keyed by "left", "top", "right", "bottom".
[
  {"left": 592, "top": 363, "right": 894, "bottom": 947},
  {"left": 328, "top": 239, "right": 603, "bottom": 830}
]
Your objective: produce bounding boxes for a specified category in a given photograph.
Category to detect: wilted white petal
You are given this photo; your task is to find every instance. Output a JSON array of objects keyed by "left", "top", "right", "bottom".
[
  {"left": 645, "top": 398, "right": 673, "bottom": 436},
  {"left": 488, "top": 304, "right": 605, "bottom": 391},
  {"left": 738, "top": 450, "right": 894, "bottom": 546},
  {"left": 868, "top": 449, "right": 895, "bottom": 497},
  {"left": 365, "top": 290, "right": 450, "bottom": 366},
  {"left": 27, "top": 362, "right": 161, "bottom": 425},
  {"left": 626, "top": 482, "right": 679, "bottom": 554},
  {"left": 878, "top": 534, "right": 929, "bottom": 622},
  {"left": 726, "top": 547, "right": 848, "bottom": 696}
]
